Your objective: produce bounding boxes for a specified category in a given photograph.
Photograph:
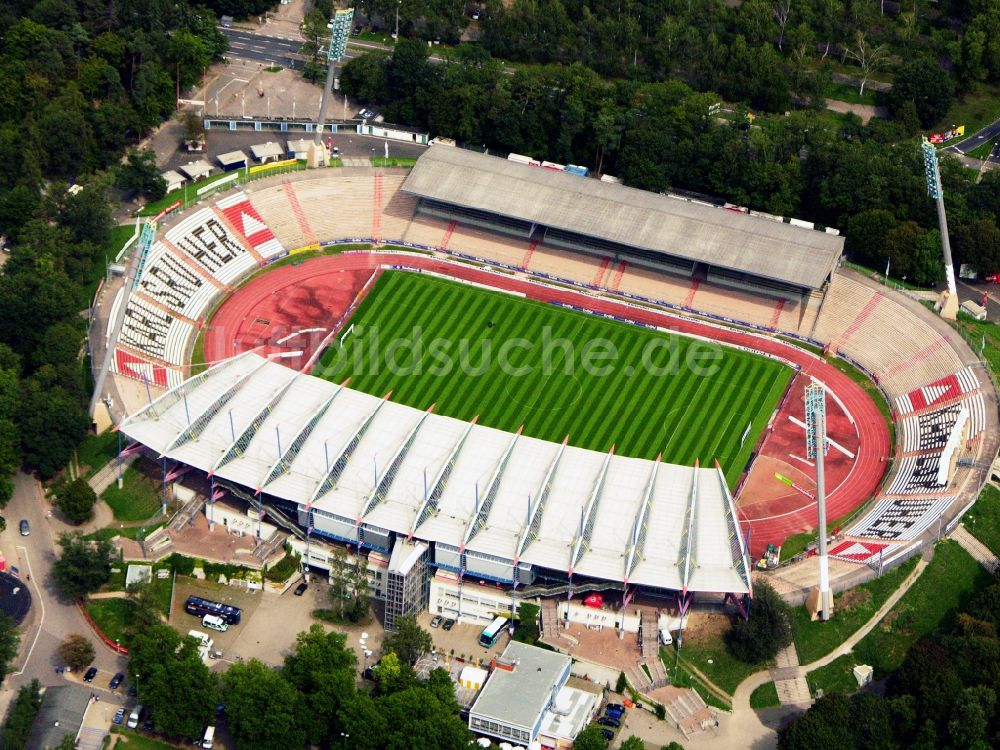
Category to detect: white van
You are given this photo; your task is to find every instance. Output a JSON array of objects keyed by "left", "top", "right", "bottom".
[
  {"left": 127, "top": 704, "right": 143, "bottom": 729},
  {"left": 202, "top": 614, "right": 228, "bottom": 632},
  {"left": 202, "top": 725, "right": 216, "bottom": 749},
  {"left": 659, "top": 628, "right": 673, "bottom": 646}
]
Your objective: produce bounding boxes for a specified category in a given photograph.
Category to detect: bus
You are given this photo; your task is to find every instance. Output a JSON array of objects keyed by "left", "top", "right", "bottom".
[
  {"left": 478, "top": 616, "right": 509, "bottom": 648},
  {"left": 184, "top": 595, "right": 242, "bottom": 625}
]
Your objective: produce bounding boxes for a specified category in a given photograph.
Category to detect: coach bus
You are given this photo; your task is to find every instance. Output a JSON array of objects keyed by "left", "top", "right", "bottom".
[
  {"left": 184, "top": 595, "right": 242, "bottom": 625},
  {"left": 478, "top": 616, "right": 509, "bottom": 648}
]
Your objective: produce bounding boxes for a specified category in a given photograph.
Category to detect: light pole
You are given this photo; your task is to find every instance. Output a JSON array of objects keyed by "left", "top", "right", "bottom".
[
  {"left": 316, "top": 9, "right": 354, "bottom": 147},
  {"left": 805, "top": 383, "right": 832, "bottom": 621},
  {"left": 921, "top": 139, "right": 959, "bottom": 319},
  {"left": 395, "top": 0, "right": 401, "bottom": 41}
]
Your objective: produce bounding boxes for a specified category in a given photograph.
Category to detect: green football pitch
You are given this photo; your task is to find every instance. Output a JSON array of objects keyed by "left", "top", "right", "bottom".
[{"left": 315, "top": 272, "right": 792, "bottom": 485}]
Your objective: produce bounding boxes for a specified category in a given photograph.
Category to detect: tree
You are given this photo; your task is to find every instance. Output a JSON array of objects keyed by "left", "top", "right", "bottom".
[
  {"left": 846, "top": 209, "right": 898, "bottom": 269},
  {"left": 337, "top": 691, "right": 388, "bottom": 750},
  {"left": 843, "top": 31, "right": 887, "bottom": 97},
  {"left": 382, "top": 614, "right": 433, "bottom": 665},
  {"left": 224, "top": 659, "right": 306, "bottom": 750},
  {"left": 282, "top": 625, "right": 357, "bottom": 744},
  {"left": 726, "top": 580, "right": 792, "bottom": 664},
  {"left": 573, "top": 724, "right": 611, "bottom": 750},
  {"left": 379, "top": 685, "right": 473, "bottom": 749},
  {"left": 0, "top": 614, "right": 19, "bottom": 686},
  {"left": 0, "top": 680, "right": 42, "bottom": 750},
  {"left": 51, "top": 532, "right": 114, "bottom": 600},
  {"left": 129, "top": 623, "right": 218, "bottom": 740},
  {"left": 620, "top": 737, "right": 646, "bottom": 750},
  {"left": 57, "top": 477, "right": 96, "bottom": 524},
  {"left": 372, "top": 651, "right": 416, "bottom": 695},
  {"left": 57, "top": 634, "right": 95, "bottom": 671},
  {"left": 890, "top": 55, "right": 956, "bottom": 129},
  {"left": 117, "top": 147, "right": 166, "bottom": 200}
]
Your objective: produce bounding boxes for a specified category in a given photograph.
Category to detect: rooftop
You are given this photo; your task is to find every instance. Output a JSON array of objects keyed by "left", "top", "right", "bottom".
[
  {"left": 470, "top": 641, "right": 571, "bottom": 730},
  {"left": 402, "top": 147, "right": 843, "bottom": 290},
  {"left": 118, "top": 353, "right": 752, "bottom": 595}
]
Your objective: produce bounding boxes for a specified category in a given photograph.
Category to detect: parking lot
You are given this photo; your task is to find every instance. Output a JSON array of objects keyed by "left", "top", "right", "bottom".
[{"left": 171, "top": 575, "right": 387, "bottom": 672}]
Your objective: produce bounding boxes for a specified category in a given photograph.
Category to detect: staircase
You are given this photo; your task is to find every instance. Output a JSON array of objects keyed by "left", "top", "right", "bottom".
[
  {"left": 639, "top": 610, "right": 659, "bottom": 661},
  {"left": 170, "top": 494, "right": 206, "bottom": 532},
  {"left": 644, "top": 657, "right": 668, "bottom": 689},
  {"left": 253, "top": 530, "right": 287, "bottom": 564},
  {"left": 661, "top": 686, "right": 717, "bottom": 738},
  {"left": 626, "top": 664, "right": 653, "bottom": 692},
  {"left": 76, "top": 727, "right": 106, "bottom": 750}
]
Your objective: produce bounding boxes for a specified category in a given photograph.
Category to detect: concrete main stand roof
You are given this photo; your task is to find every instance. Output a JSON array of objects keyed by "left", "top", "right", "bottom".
[
  {"left": 402, "top": 147, "right": 844, "bottom": 290},
  {"left": 119, "top": 353, "right": 752, "bottom": 595}
]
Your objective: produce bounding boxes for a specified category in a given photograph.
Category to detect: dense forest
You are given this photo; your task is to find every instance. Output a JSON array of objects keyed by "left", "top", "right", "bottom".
[
  {"left": 780, "top": 575, "right": 1000, "bottom": 750},
  {"left": 342, "top": 39, "right": 1000, "bottom": 285},
  {"left": 0, "top": 1, "right": 226, "bottom": 499}
]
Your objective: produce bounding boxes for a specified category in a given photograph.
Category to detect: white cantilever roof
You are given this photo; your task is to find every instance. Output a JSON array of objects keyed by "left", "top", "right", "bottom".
[{"left": 119, "top": 353, "right": 752, "bottom": 594}]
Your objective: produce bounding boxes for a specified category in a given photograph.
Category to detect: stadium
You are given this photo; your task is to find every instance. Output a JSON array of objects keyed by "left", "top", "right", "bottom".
[{"left": 98, "top": 144, "right": 998, "bottom": 648}]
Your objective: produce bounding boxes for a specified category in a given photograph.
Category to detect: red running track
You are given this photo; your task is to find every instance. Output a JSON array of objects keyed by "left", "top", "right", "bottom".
[{"left": 207, "top": 253, "right": 891, "bottom": 556}]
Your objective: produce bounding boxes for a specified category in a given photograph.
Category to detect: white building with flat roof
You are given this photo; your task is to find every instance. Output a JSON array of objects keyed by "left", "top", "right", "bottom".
[{"left": 468, "top": 641, "right": 576, "bottom": 745}]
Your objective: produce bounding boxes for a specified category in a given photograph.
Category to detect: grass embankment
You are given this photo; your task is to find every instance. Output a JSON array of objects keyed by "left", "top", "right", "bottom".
[
  {"left": 101, "top": 464, "right": 163, "bottom": 522},
  {"left": 806, "top": 541, "right": 992, "bottom": 695},
  {"left": 962, "top": 484, "right": 1000, "bottom": 558},
  {"left": 315, "top": 271, "right": 792, "bottom": 482},
  {"left": 791, "top": 555, "right": 919, "bottom": 665},
  {"left": 670, "top": 633, "right": 764, "bottom": 700},
  {"left": 75, "top": 431, "right": 120, "bottom": 479}
]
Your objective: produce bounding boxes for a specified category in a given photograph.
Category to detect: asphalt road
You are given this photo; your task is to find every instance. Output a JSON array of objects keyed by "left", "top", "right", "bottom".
[
  {"left": 1, "top": 473, "right": 127, "bottom": 696},
  {"left": 946, "top": 117, "right": 1000, "bottom": 164},
  {"left": 223, "top": 28, "right": 305, "bottom": 69}
]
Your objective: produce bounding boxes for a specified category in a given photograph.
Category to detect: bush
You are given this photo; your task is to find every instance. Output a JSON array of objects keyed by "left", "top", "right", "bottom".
[
  {"left": 511, "top": 602, "right": 541, "bottom": 645},
  {"left": 616, "top": 671, "right": 628, "bottom": 694},
  {"left": 162, "top": 553, "right": 196, "bottom": 576},
  {"left": 1, "top": 680, "right": 43, "bottom": 750},
  {"left": 57, "top": 634, "right": 95, "bottom": 671},
  {"left": 264, "top": 552, "right": 301, "bottom": 583},
  {"left": 726, "top": 581, "right": 792, "bottom": 664},
  {"left": 654, "top": 703, "right": 666, "bottom": 720},
  {"left": 57, "top": 477, "right": 97, "bottom": 525}
]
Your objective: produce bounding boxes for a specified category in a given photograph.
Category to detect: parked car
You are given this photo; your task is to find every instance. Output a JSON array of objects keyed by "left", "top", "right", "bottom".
[
  {"left": 112, "top": 707, "right": 126, "bottom": 725},
  {"left": 109, "top": 672, "right": 125, "bottom": 689},
  {"left": 293, "top": 581, "right": 308, "bottom": 596},
  {"left": 83, "top": 667, "right": 98, "bottom": 682},
  {"left": 357, "top": 108, "right": 377, "bottom": 120},
  {"left": 442, "top": 618, "right": 455, "bottom": 631},
  {"left": 659, "top": 627, "right": 673, "bottom": 646},
  {"left": 430, "top": 615, "right": 443, "bottom": 628},
  {"left": 605, "top": 705, "right": 625, "bottom": 719},
  {"left": 597, "top": 716, "right": 620, "bottom": 728},
  {"left": 18, "top": 520, "right": 28, "bottom": 536},
  {"left": 598, "top": 727, "right": 614, "bottom": 741}
]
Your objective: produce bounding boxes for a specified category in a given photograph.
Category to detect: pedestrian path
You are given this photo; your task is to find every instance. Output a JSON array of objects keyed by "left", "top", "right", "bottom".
[
  {"left": 951, "top": 524, "right": 1000, "bottom": 574},
  {"left": 770, "top": 644, "right": 810, "bottom": 705}
]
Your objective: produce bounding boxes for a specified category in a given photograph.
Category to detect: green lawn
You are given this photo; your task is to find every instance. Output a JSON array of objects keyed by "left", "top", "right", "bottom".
[
  {"left": 84, "top": 520, "right": 166, "bottom": 542},
  {"left": 101, "top": 465, "right": 163, "bottom": 522},
  {"left": 804, "top": 541, "right": 992, "bottom": 692},
  {"left": 933, "top": 84, "right": 1000, "bottom": 142},
  {"left": 825, "top": 81, "right": 877, "bottom": 106},
  {"left": 749, "top": 680, "right": 780, "bottom": 708},
  {"left": 962, "top": 484, "right": 1000, "bottom": 558},
  {"left": 136, "top": 172, "right": 240, "bottom": 217},
  {"left": 672, "top": 635, "right": 765, "bottom": 698},
  {"left": 967, "top": 136, "right": 998, "bottom": 161},
  {"left": 669, "top": 656, "right": 732, "bottom": 710},
  {"left": 371, "top": 157, "right": 418, "bottom": 168},
  {"left": 112, "top": 727, "right": 185, "bottom": 749},
  {"left": 85, "top": 598, "right": 132, "bottom": 646},
  {"left": 806, "top": 653, "right": 863, "bottom": 696},
  {"left": 76, "top": 431, "right": 120, "bottom": 478},
  {"left": 315, "top": 272, "right": 793, "bottom": 481},
  {"left": 791, "top": 555, "right": 919, "bottom": 665}
]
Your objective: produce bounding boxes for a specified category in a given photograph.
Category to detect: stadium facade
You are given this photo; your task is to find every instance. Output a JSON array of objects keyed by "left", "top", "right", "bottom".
[{"left": 118, "top": 352, "right": 754, "bottom": 627}]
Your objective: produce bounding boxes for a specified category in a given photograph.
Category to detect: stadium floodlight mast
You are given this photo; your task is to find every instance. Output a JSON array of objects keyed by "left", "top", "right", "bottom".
[
  {"left": 315, "top": 8, "right": 354, "bottom": 148},
  {"left": 921, "top": 139, "right": 959, "bottom": 320},
  {"left": 805, "top": 382, "right": 832, "bottom": 622}
]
